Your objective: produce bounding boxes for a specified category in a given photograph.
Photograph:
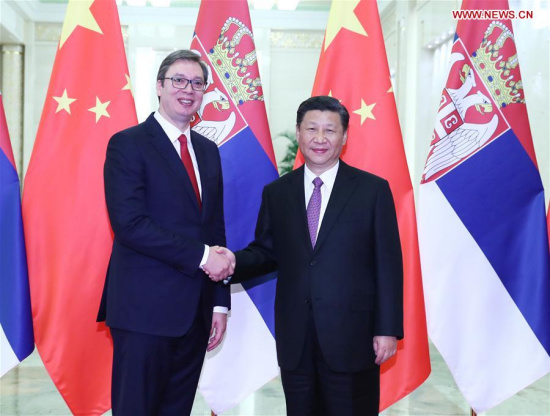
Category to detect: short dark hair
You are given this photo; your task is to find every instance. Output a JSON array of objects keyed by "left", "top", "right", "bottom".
[
  {"left": 156, "top": 50, "right": 209, "bottom": 86},
  {"left": 296, "top": 96, "right": 350, "bottom": 132}
]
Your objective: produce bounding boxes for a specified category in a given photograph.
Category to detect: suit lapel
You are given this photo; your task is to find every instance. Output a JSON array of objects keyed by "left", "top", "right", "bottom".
[
  {"left": 190, "top": 131, "right": 210, "bottom": 219},
  {"left": 289, "top": 166, "right": 313, "bottom": 252},
  {"left": 146, "top": 114, "right": 201, "bottom": 213},
  {"left": 314, "top": 162, "right": 358, "bottom": 252}
]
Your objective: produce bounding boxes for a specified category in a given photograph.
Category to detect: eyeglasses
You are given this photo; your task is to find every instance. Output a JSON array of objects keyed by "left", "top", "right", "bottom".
[{"left": 162, "top": 76, "right": 206, "bottom": 91}]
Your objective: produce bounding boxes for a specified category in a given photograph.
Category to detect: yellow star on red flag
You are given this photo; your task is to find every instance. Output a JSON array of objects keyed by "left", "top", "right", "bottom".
[
  {"left": 122, "top": 74, "right": 133, "bottom": 96},
  {"left": 353, "top": 99, "right": 376, "bottom": 124},
  {"left": 88, "top": 97, "right": 110, "bottom": 123},
  {"left": 324, "top": 0, "right": 367, "bottom": 51},
  {"left": 53, "top": 89, "right": 77, "bottom": 114},
  {"left": 59, "top": 0, "right": 103, "bottom": 49}
]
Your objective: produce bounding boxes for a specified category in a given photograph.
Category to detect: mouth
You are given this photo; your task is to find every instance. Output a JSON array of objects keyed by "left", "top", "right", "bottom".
[
  {"left": 178, "top": 98, "right": 193, "bottom": 107},
  {"left": 311, "top": 148, "right": 328, "bottom": 154}
]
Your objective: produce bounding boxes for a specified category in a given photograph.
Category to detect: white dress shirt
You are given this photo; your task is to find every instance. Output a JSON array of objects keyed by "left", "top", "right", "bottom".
[
  {"left": 303, "top": 161, "right": 340, "bottom": 239},
  {"left": 154, "top": 111, "right": 202, "bottom": 197},
  {"left": 154, "top": 111, "right": 227, "bottom": 314}
]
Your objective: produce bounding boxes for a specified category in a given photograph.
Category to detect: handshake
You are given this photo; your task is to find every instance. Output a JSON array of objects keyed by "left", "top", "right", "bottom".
[{"left": 203, "top": 246, "right": 236, "bottom": 282}]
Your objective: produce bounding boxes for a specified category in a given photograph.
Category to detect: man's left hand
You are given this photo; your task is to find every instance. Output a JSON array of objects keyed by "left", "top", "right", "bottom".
[
  {"left": 207, "top": 312, "right": 227, "bottom": 352},
  {"left": 373, "top": 335, "right": 397, "bottom": 365}
]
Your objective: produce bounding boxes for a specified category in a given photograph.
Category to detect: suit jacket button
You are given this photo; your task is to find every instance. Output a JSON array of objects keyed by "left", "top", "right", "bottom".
[
  {"left": 310, "top": 260, "right": 316, "bottom": 266},
  {"left": 304, "top": 298, "right": 310, "bottom": 304}
]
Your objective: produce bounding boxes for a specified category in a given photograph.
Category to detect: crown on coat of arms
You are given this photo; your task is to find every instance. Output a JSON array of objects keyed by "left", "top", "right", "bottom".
[
  {"left": 471, "top": 21, "right": 525, "bottom": 107},
  {"left": 209, "top": 17, "right": 264, "bottom": 105}
]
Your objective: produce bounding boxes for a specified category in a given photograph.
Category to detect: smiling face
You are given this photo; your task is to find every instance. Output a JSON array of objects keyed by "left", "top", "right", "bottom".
[
  {"left": 297, "top": 110, "right": 348, "bottom": 175},
  {"left": 157, "top": 59, "right": 205, "bottom": 130}
]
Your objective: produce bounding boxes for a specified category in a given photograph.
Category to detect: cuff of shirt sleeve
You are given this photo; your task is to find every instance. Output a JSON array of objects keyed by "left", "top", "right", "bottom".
[
  {"left": 213, "top": 306, "right": 228, "bottom": 314},
  {"left": 199, "top": 245, "right": 209, "bottom": 269}
]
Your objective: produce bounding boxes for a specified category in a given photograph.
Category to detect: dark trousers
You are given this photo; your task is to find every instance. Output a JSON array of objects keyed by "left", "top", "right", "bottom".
[
  {"left": 110, "top": 313, "right": 209, "bottom": 416},
  {"left": 281, "top": 312, "right": 380, "bottom": 416}
]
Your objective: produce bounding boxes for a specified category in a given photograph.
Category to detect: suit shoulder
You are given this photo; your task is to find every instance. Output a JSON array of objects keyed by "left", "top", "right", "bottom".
[
  {"left": 345, "top": 164, "right": 389, "bottom": 187},
  {"left": 264, "top": 167, "right": 300, "bottom": 191},
  {"left": 108, "top": 121, "right": 148, "bottom": 147}
]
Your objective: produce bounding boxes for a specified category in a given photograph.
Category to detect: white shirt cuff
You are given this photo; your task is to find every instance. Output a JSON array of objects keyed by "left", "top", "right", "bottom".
[
  {"left": 213, "top": 306, "right": 228, "bottom": 314},
  {"left": 199, "top": 245, "right": 209, "bottom": 269}
]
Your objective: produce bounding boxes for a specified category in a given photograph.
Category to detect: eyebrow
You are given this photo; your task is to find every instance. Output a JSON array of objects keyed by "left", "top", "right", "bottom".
[
  {"left": 305, "top": 122, "right": 337, "bottom": 127},
  {"left": 171, "top": 73, "right": 204, "bottom": 80}
]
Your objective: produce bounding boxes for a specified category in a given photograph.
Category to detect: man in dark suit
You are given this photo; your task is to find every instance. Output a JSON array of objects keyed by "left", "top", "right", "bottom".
[
  {"left": 217, "top": 96, "right": 403, "bottom": 415},
  {"left": 98, "top": 50, "right": 233, "bottom": 415}
]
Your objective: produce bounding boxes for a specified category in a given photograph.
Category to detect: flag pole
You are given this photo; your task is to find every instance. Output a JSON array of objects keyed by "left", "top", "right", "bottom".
[{"left": 471, "top": 408, "right": 477, "bottom": 416}]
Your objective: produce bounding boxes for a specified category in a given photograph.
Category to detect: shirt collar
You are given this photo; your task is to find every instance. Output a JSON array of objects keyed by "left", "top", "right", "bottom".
[
  {"left": 154, "top": 111, "right": 192, "bottom": 148},
  {"left": 304, "top": 161, "right": 339, "bottom": 190}
]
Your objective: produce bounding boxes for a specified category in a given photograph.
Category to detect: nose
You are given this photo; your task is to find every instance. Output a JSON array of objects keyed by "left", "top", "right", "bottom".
[{"left": 313, "top": 131, "right": 327, "bottom": 143}]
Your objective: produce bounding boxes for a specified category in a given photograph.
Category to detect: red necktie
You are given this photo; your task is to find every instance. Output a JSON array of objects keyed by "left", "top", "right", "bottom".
[{"left": 178, "top": 134, "right": 202, "bottom": 209}]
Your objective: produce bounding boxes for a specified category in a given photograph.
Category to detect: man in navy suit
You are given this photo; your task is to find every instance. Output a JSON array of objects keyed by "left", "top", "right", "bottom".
[
  {"left": 218, "top": 96, "right": 403, "bottom": 416},
  {"left": 98, "top": 50, "right": 232, "bottom": 415}
]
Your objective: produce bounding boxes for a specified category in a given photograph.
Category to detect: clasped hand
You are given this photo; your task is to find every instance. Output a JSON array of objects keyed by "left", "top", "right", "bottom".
[{"left": 203, "top": 246, "right": 236, "bottom": 282}]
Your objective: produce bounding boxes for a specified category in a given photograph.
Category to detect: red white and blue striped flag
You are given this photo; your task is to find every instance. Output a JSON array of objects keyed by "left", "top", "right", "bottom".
[
  {"left": 0, "top": 92, "right": 34, "bottom": 377},
  {"left": 190, "top": 0, "right": 280, "bottom": 413},
  {"left": 418, "top": 0, "right": 550, "bottom": 412}
]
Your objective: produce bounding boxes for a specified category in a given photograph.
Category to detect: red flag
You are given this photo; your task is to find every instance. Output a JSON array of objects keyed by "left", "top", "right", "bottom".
[
  {"left": 295, "top": 0, "right": 430, "bottom": 410},
  {"left": 22, "top": 0, "right": 137, "bottom": 413}
]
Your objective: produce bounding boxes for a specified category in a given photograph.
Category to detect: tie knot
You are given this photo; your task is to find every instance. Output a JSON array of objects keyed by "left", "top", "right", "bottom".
[
  {"left": 313, "top": 177, "right": 323, "bottom": 189},
  {"left": 178, "top": 134, "right": 187, "bottom": 145}
]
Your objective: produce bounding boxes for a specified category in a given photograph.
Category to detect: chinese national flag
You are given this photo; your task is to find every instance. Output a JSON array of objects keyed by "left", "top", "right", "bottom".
[
  {"left": 22, "top": 0, "right": 137, "bottom": 414},
  {"left": 295, "top": 0, "right": 430, "bottom": 410}
]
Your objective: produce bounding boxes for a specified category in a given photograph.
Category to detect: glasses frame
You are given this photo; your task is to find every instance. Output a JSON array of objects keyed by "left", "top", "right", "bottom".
[{"left": 162, "top": 76, "right": 207, "bottom": 91}]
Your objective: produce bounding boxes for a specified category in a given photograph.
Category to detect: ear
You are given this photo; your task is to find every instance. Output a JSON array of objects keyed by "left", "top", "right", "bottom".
[
  {"left": 295, "top": 125, "right": 300, "bottom": 142},
  {"left": 342, "top": 130, "right": 348, "bottom": 145},
  {"left": 156, "top": 79, "right": 163, "bottom": 98}
]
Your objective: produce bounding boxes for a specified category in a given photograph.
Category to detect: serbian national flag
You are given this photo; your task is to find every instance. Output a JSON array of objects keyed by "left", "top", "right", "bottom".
[
  {"left": 417, "top": 0, "right": 550, "bottom": 412},
  {"left": 191, "top": 0, "right": 279, "bottom": 413},
  {"left": 22, "top": 0, "right": 137, "bottom": 413},
  {"left": 0, "top": 92, "right": 34, "bottom": 377},
  {"left": 294, "top": 0, "right": 431, "bottom": 410}
]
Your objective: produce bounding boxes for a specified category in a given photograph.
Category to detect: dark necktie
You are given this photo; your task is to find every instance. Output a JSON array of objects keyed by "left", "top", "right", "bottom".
[
  {"left": 306, "top": 177, "right": 323, "bottom": 248},
  {"left": 178, "top": 134, "right": 201, "bottom": 209}
]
